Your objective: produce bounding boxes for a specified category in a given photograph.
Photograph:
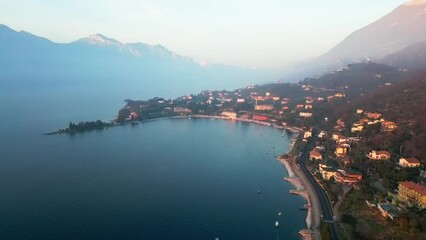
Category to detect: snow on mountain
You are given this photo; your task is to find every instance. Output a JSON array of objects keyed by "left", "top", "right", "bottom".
[
  {"left": 83, "top": 34, "right": 121, "bottom": 46},
  {"left": 74, "top": 33, "right": 195, "bottom": 62}
]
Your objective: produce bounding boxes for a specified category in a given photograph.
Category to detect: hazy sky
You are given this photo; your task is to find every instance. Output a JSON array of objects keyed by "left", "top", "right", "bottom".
[{"left": 0, "top": 0, "right": 407, "bottom": 68}]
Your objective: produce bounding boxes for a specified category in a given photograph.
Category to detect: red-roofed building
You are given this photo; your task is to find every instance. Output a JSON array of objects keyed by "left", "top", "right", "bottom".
[
  {"left": 310, "top": 150, "right": 322, "bottom": 161},
  {"left": 399, "top": 158, "right": 421, "bottom": 168},
  {"left": 129, "top": 112, "right": 139, "bottom": 120},
  {"left": 365, "top": 112, "right": 382, "bottom": 119},
  {"left": 398, "top": 182, "right": 426, "bottom": 209},
  {"left": 252, "top": 115, "right": 269, "bottom": 121},
  {"left": 334, "top": 170, "right": 362, "bottom": 184},
  {"left": 381, "top": 121, "right": 397, "bottom": 132},
  {"left": 367, "top": 150, "right": 391, "bottom": 160}
]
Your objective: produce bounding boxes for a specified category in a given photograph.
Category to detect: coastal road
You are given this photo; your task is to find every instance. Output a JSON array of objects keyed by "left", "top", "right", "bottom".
[{"left": 297, "top": 134, "right": 340, "bottom": 240}]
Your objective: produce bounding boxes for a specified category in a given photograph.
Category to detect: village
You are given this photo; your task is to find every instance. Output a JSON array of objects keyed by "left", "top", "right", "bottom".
[{"left": 117, "top": 74, "right": 425, "bottom": 238}]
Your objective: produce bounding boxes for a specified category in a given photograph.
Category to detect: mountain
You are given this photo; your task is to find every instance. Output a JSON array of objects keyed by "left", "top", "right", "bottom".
[
  {"left": 0, "top": 24, "right": 280, "bottom": 98},
  {"left": 318, "top": 0, "right": 426, "bottom": 65},
  {"left": 380, "top": 41, "right": 426, "bottom": 70},
  {"left": 301, "top": 62, "right": 413, "bottom": 98}
]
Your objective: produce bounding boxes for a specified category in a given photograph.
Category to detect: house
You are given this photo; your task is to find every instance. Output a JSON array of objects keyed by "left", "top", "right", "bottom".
[
  {"left": 319, "top": 164, "right": 337, "bottom": 180},
  {"left": 359, "top": 118, "right": 369, "bottom": 124},
  {"left": 398, "top": 181, "right": 426, "bottom": 209},
  {"left": 129, "top": 112, "right": 139, "bottom": 120},
  {"left": 332, "top": 133, "right": 348, "bottom": 144},
  {"left": 254, "top": 105, "right": 274, "bottom": 111},
  {"left": 381, "top": 121, "right": 397, "bottom": 132},
  {"left": 367, "top": 120, "right": 381, "bottom": 125},
  {"left": 351, "top": 125, "right": 364, "bottom": 133},
  {"left": 334, "top": 169, "right": 362, "bottom": 184},
  {"left": 365, "top": 112, "right": 382, "bottom": 119},
  {"left": 252, "top": 115, "right": 269, "bottom": 121},
  {"left": 318, "top": 131, "right": 327, "bottom": 139},
  {"left": 399, "top": 157, "right": 421, "bottom": 168},
  {"left": 335, "top": 93, "right": 346, "bottom": 98},
  {"left": 296, "top": 104, "right": 305, "bottom": 109},
  {"left": 305, "top": 104, "right": 313, "bottom": 109},
  {"left": 356, "top": 109, "right": 364, "bottom": 114},
  {"left": 237, "top": 98, "right": 245, "bottom": 103},
  {"left": 272, "top": 96, "right": 280, "bottom": 101},
  {"left": 352, "top": 122, "right": 363, "bottom": 127},
  {"left": 281, "top": 106, "right": 289, "bottom": 111},
  {"left": 304, "top": 130, "right": 312, "bottom": 139},
  {"left": 253, "top": 96, "right": 266, "bottom": 101},
  {"left": 367, "top": 150, "right": 391, "bottom": 160},
  {"left": 335, "top": 145, "right": 348, "bottom": 157},
  {"left": 220, "top": 111, "right": 237, "bottom": 119},
  {"left": 310, "top": 150, "right": 322, "bottom": 161},
  {"left": 174, "top": 107, "right": 192, "bottom": 114},
  {"left": 299, "top": 112, "right": 312, "bottom": 118},
  {"left": 221, "top": 98, "right": 233, "bottom": 103}
]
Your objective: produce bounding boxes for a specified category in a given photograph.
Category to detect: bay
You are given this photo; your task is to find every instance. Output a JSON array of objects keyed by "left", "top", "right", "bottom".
[{"left": 0, "top": 83, "right": 306, "bottom": 239}]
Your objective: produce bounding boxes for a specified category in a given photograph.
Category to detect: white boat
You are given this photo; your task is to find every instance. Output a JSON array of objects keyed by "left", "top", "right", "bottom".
[
  {"left": 278, "top": 212, "right": 282, "bottom": 216},
  {"left": 275, "top": 221, "right": 279, "bottom": 228}
]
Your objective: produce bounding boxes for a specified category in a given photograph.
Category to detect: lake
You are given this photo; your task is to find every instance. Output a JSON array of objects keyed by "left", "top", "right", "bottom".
[{"left": 0, "top": 83, "right": 306, "bottom": 239}]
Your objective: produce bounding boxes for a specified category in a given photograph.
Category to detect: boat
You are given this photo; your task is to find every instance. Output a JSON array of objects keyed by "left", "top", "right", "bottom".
[
  {"left": 278, "top": 212, "right": 282, "bottom": 216},
  {"left": 275, "top": 221, "right": 279, "bottom": 228}
]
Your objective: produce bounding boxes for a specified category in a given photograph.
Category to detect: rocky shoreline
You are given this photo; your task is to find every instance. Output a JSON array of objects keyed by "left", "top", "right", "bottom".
[{"left": 277, "top": 140, "right": 321, "bottom": 240}]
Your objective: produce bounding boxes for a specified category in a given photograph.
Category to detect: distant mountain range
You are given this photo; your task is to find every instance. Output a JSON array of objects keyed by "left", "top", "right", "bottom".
[
  {"left": 0, "top": 24, "right": 280, "bottom": 97},
  {"left": 1, "top": 0, "right": 426, "bottom": 90}
]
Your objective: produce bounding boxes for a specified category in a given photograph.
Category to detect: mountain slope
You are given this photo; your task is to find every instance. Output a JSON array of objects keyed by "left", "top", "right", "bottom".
[
  {"left": 315, "top": 0, "right": 426, "bottom": 67},
  {"left": 380, "top": 41, "right": 426, "bottom": 70},
  {"left": 351, "top": 73, "right": 426, "bottom": 160},
  {"left": 0, "top": 24, "right": 280, "bottom": 97},
  {"left": 301, "top": 62, "right": 413, "bottom": 98}
]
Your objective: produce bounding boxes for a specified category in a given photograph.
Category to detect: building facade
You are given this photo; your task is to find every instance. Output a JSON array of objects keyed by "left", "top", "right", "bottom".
[{"left": 398, "top": 181, "right": 426, "bottom": 209}]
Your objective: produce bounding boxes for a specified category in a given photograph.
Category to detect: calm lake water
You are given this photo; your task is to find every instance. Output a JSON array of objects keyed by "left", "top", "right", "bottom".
[{"left": 0, "top": 83, "right": 306, "bottom": 239}]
